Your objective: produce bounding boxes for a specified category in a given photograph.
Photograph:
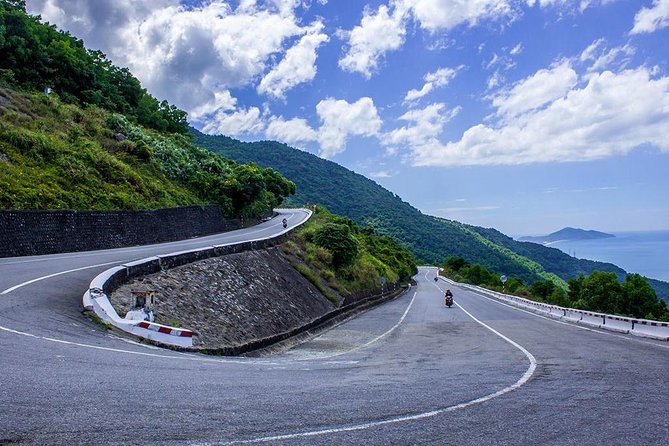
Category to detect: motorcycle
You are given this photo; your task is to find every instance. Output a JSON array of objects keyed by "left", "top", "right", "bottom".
[
  {"left": 282, "top": 218, "right": 288, "bottom": 229},
  {"left": 434, "top": 277, "right": 438, "bottom": 282},
  {"left": 445, "top": 294, "right": 454, "bottom": 308}
]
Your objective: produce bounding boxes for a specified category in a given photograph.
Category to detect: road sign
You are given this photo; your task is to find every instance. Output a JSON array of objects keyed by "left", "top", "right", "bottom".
[{"left": 500, "top": 275, "right": 508, "bottom": 284}]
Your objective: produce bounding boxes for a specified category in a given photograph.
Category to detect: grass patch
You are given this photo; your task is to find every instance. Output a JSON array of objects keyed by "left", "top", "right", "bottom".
[{"left": 85, "top": 311, "right": 112, "bottom": 331}]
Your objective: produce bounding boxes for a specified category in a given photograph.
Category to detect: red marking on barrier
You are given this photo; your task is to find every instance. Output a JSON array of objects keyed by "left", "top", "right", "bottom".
[{"left": 136, "top": 321, "right": 193, "bottom": 337}]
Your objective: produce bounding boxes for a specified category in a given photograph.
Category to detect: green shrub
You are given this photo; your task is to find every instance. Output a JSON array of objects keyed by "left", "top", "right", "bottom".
[{"left": 313, "top": 222, "right": 359, "bottom": 268}]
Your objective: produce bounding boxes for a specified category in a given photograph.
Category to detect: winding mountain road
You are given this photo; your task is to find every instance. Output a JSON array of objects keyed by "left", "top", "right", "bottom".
[{"left": 1, "top": 212, "right": 668, "bottom": 445}]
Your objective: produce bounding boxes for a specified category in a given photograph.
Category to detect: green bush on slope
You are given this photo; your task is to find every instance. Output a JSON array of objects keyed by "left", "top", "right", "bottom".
[
  {"left": 0, "top": 87, "right": 294, "bottom": 218},
  {"left": 281, "top": 206, "right": 418, "bottom": 301}
]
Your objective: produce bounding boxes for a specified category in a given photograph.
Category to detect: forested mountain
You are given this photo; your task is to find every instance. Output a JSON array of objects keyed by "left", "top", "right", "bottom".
[{"left": 194, "top": 132, "right": 669, "bottom": 300}]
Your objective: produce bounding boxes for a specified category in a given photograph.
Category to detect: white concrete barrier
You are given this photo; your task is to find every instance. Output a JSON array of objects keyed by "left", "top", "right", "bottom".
[
  {"left": 445, "top": 276, "right": 668, "bottom": 341},
  {"left": 83, "top": 209, "right": 312, "bottom": 348}
]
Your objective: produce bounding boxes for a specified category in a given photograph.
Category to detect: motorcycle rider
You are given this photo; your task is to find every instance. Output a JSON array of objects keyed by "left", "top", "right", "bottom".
[
  {"left": 282, "top": 218, "right": 288, "bottom": 228},
  {"left": 445, "top": 289, "right": 453, "bottom": 307}
]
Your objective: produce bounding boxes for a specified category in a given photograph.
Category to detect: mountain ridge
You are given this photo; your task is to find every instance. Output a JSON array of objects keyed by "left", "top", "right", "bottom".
[{"left": 192, "top": 131, "right": 668, "bottom": 301}]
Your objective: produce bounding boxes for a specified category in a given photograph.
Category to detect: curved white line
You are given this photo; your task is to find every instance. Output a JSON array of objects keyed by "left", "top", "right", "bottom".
[
  {"left": 0, "top": 261, "right": 121, "bottom": 295},
  {"left": 297, "top": 290, "right": 417, "bottom": 361},
  {"left": 206, "top": 269, "right": 536, "bottom": 445}
]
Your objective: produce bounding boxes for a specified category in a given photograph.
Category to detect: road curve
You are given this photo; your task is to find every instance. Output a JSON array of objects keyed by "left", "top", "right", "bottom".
[{"left": 1, "top": 226, "right": 669, "bottom": 445}]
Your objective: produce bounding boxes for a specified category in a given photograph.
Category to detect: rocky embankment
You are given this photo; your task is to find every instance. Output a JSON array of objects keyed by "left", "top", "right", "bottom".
[{"left": 111, "top": 248, "right": 335, "bottom": 348}]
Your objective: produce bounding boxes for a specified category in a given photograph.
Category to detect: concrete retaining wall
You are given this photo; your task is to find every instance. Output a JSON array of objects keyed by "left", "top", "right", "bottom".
[{"left": 0, "top": 205, "right": 243, "bottom": 258}]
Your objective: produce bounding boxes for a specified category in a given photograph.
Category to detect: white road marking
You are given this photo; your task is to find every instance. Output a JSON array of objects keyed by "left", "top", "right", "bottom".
[
  {"left": 0, "top": 261, "right": 122, "bottom": 295},
  {"left": 202, "top": 269, "right": 537, "bottom": 445},
  {"left": 459, "top": 282, "right": 669, "bottom": 350},
  {"left": 292, "top": 291, "right": 418, "bottom": 361},
  {"left": 0, "top": 324, "right": 282, "bottom": 365}
]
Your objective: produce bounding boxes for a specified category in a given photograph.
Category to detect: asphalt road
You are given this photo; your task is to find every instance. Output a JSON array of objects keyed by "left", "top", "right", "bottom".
[{"left": 1, "top": 213, "right": 668, "bottom": 445}]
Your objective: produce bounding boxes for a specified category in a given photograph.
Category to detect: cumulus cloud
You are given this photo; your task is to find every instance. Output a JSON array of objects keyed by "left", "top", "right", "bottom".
[
  {"left": 201, "top": 107, "right": 265, "bottom": 137},
  {"left": 338, "top": 4, "right": 407, "bottom": 78},
  {"left": 28, "top": 0, "right": 323, "bottom": 132},
  {"left": 409, "top": 67, "right": 669, "bottom": 166},
  {"left": 316, "top": 97, "right": 382, "bottom": 158},
  {"left": 258, "top": 21, "right": 329, "bottom": 99},
  {"left": 265, "top": 116, "right": 318, "bottom": 145},
  {"left": 400, "top": 0, "right": 518, "bottom": 31},
  {"left": 383, "top": 103, "right": 461, "bottom": 149},
  {"left": 339, "top": 0, "right": 522, "bottom": 78},
  {"left": 631, "top": 0, "right": 669, "bottom": 34},
  {"left": 491, "top": 59, "right": 577, "bottom": 120},
  {"left": 404, "top": 66, "right": 462, "bottom": 102}
]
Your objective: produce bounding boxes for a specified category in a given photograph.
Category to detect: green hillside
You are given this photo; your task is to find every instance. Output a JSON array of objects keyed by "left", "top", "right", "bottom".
[
  {"left": 0, "top": 3, "right": 294, "bottom": 218},
  {"left": 194, "top": 133, "right": 669, "bottom": 300}
]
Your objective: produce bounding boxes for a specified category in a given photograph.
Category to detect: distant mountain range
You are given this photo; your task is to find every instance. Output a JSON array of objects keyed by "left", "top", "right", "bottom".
[
  {"left": 193, "top": 131, "right": 668, "bottom": 301},
  {"left": 520, "top": 228, "right": 615, "bottom": 244}
]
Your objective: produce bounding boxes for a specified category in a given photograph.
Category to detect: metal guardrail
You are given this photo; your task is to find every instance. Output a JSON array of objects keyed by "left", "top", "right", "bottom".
[{"left": 441, "top": 277, "right": 669, "bottom": 341}]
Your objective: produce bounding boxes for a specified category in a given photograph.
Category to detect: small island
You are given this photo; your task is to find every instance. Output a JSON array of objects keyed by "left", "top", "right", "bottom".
[{"left": 520, "top": 227, "right": 615, "bottom": 244}]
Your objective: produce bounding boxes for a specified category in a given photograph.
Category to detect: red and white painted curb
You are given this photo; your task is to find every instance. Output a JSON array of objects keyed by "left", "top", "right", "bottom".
[{"left": 136, "top": 321, "right": 193, "bottom": 337}]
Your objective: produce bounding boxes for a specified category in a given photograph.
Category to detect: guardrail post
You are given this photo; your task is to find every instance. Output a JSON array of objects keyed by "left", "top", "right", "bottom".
[{"left": 602, "top": 316, "right": 606, "bottom": 325}]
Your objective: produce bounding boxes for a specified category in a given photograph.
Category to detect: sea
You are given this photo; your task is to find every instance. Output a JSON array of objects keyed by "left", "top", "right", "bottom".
[{"left": 543, "top": 230, "right": 669, "bottom": 283}]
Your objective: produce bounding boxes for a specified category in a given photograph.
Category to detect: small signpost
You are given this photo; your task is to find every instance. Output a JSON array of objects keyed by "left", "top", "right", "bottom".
[{"left": 500, "top": 275, "right": 507, "bottom": 291}]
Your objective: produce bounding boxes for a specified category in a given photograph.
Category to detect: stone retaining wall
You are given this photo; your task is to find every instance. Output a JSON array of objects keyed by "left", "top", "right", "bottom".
[{"left": 0, "top": 205, "right": 240, "bottom": 257}]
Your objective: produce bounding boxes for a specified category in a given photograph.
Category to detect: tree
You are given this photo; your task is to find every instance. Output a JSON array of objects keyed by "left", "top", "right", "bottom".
[
  {"left": 530, "top": 279, "right": 556, "bottom": 300},
  {"left": 462, "top": 263, "right": 492, "bottom": 285},
  {"left": 314, "top": 223, "right": 359, "bottom": 268},
  {"left": 580, "top": 271, "right": 621, "bottom": 314},
  {"left": 444, "top": 255, "right": 469, "bottom": 272},
  {"left": 621, "top": 274, "right": 660, "bottom": 318}
]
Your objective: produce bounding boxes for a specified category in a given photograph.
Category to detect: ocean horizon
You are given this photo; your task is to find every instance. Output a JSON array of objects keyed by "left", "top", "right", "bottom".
[{"left": 536, "top": 230, "right": 669, "bottom": 283}]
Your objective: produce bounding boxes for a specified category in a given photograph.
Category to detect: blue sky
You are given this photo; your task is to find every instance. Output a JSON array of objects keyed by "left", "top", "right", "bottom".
[{"left": 27, "top": 0, "right": 669, "bottom": 235}]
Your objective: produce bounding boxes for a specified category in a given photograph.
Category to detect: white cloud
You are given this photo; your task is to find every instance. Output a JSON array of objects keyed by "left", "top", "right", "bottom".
[
  {"left": 399, "top": 0, "right": 518, "bottom": 31},
  {"left": 426, "top": 66, "right": 462, "bottom": 86},
  {"left": 579, "top": 39, "right": 636, "bottom": 72},
  {"left": 588, "top": 43, "right": 635, "bottom": 72},
  {"left": 579, "top": 38, "right": 606, "bottom": 62},
  {"left": 188, "top": 90, "right": 237, "bottom": 121},
  {"left": 405, "top": 83, "right": 435, "bottom": 102},
  {"left": 339, "top": 0, "right": 522, "bottom": 78},
  {"left": 257, "top": 21, "right": 329, "bottom": 99},
  {"left": 338, "top": 4, "right": 407, "bottom": 78},
  {"left": 631, "top": 0, "right": 669, "bottom": 34},
  {"left": 201, "top": 107, "right": 265, "bottom": 137},
  {"left": 510, "top": 42, "right": 523, "bottom": 55},
  {"left": 316, "top": 97, "right": 382, "bottom": 158},
  {"left": 384, "top": 103, "right": 460, "bottom": 149},
  {"left": 265, "top": 116, "right": 318, "bottom": 145},
  {"left": 409, "top": 67, "right": 669, "bottom": 166},
  {"left": 28, "top": 0, "right": 320, "bottom": 131},
  {"left": 487, "top": 71, "right": 504, "bottom": 90},
  {"left": 370, "top": 170, "right": 394, "bottom": 178},
  {"left": 491, "top": 59, "right": 577, "bottom": 120},
  {"left": 404, "top": 66, "right": 462, "bottom": 102}
]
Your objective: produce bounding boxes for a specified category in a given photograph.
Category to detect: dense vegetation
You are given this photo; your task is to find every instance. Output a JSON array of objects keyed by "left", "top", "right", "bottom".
[
  {"left": 441, "top": 256, "right": 669, "bottom": 321},
  {"left": 0, "top": 88, "right": 294, "bottom": 217},
  {"left": 0, "top": 1, "right": 188, "bottom": 134},
  {"left": 280, "top": 206, "right": 417, "bottom": 303},
  {"left": 193, "top": 132, "right": 669, "bottom": 301},
  {"left": 0, "top": 2, "right": 295, "bottom": 218}
]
